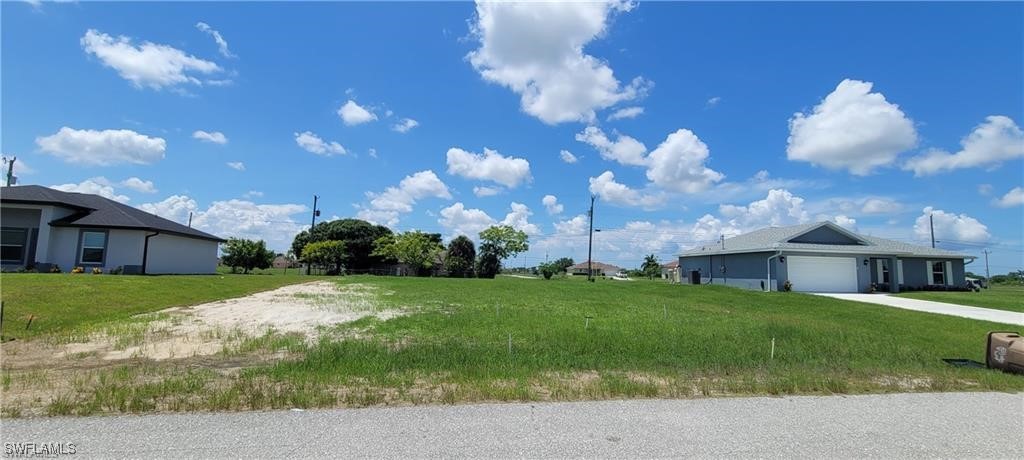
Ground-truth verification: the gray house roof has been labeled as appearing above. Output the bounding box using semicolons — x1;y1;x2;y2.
1;185;224;242
680;221;972;259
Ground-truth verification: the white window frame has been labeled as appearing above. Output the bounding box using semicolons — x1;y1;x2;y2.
78;230;108;265
896;260;904;285
1;227;28;264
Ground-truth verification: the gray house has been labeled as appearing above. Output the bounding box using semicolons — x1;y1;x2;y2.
1;185;224;274
678;221;973;293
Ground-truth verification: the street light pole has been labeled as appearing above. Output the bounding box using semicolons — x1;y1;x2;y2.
306;195;320;275
587;194;595;282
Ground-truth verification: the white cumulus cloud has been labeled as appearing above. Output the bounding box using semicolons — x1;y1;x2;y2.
36;127;166;166
914;206;990;243
358;170;452;227
51;178;130;203
719;189;810;229
607;106;644;121
588;171;665;210
81;29;224;90
226;162;245;171
139;196;308;251
993;187;1024;208
192;130;228;144
294;131;346;156
473;186;502;197
120;177;157;193
391;118;419;133
575;126;647;166
787;79;917;175
645;128;724;193
439;202;496;238
337;100;377;126
903;116;1024;176
467;0;650;124
559;149;579;164
542;194;563;215
446;147;531;188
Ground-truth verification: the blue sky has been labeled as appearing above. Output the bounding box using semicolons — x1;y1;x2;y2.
2;1;1022;273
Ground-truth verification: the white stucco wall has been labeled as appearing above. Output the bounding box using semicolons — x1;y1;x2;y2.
145;233;219;274
106;229;145;270
47;226;80;270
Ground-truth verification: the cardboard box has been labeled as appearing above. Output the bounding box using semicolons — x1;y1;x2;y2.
986;331;1024;374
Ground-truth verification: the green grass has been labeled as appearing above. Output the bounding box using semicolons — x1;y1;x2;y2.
895;284;1024;313
247;276;1023;402
0;272;318;340
7;275;1024;416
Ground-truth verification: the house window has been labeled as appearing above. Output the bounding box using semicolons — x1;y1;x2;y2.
79;231;107;264
931;261;946;285
876;260;890;284
1;228;27;264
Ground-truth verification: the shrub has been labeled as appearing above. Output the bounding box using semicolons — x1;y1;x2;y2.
221;238;275;274
782;280;793;292
49;264;62;273
91;267;103;275
301;240;347;275
538;262;557;280
109;266;123;275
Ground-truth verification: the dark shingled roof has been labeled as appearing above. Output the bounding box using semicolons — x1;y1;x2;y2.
1;185;224;242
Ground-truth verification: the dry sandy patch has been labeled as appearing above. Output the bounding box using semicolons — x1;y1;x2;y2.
48;281;401;362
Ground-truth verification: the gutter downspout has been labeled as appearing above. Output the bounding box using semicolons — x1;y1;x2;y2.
766;251;782;292
142;231;160;275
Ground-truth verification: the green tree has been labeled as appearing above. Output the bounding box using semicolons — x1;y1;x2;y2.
478;225;529;260
476;251;500;279
445;235;476;278
373;231;444;276
301;240;347;275
641;254;661;279
551;257;574;273
220;238;275;274
291;219;392;271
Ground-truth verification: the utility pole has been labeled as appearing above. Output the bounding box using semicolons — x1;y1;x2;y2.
929;213;935;248
4;156;16;187
587;194;596;282
983;249;991;281
306;195;320;275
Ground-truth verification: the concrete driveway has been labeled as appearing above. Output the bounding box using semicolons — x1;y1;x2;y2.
817;293;1024;325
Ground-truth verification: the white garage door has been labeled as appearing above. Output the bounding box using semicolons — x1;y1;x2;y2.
786;255;858;293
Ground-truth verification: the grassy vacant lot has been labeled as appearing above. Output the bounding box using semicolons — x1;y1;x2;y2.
0;273;317;340
2;275;1022;417
895;284;1024;313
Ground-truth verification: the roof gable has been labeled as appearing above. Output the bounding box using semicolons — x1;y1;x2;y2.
787;222;866;245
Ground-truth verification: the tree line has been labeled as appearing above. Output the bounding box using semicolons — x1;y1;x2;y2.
221;218;535;278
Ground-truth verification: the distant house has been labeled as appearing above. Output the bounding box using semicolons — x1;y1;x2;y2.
678;221;973;293
661;260;680;282
568;260;622;277
1;185;224;274
272;255;298;269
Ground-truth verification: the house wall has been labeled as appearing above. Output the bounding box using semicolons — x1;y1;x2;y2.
679;251;780;291
146;233;219;274
899;257;965;287
47;226;80;271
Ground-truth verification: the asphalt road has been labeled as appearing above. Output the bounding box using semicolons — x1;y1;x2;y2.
3;392;1022;458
